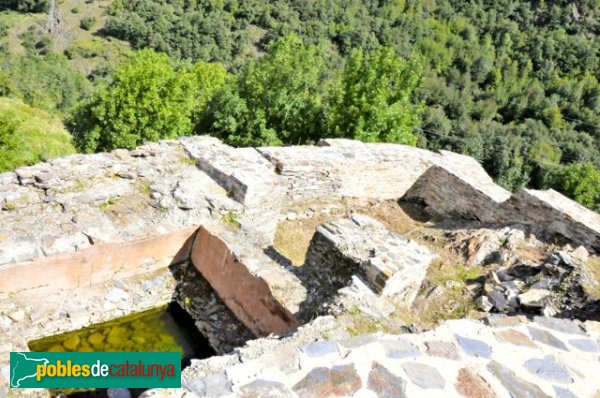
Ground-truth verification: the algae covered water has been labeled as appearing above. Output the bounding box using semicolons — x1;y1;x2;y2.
28;303;214;397
28;303;214;366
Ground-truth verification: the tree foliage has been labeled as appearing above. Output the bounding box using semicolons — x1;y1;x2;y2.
70;50;226;152
327;47;423;144
0;0;48;13
202;35;326;146
544;162;600;212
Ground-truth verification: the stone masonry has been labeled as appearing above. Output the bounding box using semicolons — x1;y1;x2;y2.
139;315;600;398
304;214;433;306
2;137;600;397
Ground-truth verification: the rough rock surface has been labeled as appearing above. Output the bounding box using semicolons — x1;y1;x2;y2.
304;214;433;306
2;137;600;397
134;315;600;398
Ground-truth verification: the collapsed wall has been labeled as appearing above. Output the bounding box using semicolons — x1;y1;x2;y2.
304;214;433;308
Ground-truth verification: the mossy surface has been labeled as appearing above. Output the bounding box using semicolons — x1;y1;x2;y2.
29;306;187;356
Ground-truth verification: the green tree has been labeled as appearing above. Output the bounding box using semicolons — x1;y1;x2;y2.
327;47;423;144
70;50;227;152
0;0;48;12
544;162;600;211
202;34;326;146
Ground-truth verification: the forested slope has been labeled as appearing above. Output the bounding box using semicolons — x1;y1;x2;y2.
1;0;600;211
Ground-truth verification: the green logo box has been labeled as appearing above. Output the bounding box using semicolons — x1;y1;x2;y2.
10;352;181;389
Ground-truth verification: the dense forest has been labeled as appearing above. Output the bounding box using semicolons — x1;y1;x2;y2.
0;0;600;212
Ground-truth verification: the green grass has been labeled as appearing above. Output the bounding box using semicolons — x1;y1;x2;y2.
0;98;76;172
222;211;241;229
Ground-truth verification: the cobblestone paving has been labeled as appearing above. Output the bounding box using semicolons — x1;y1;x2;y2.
137;315;600;398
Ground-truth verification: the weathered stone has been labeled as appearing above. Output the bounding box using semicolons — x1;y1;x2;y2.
292;364;361;397
568;338;600;353
532;317;585;336
486;290;507;311
238;379;296;398
518;289;552;308
381;340;422;359
524;355;573;383
367;362;407;398
455;335;492;358
107;389;132;398
487;360;551;398
484;314;525;327
301;341;339;358
401;362;445;389
454;368;495;398
105;288;130;303
494;329;537;348
200;372;232;398
190;226;300;337
477;296;493;312
554;387;578;398
339;334;378;349
304;214;432;307
425;341;460;360
527;327;568;350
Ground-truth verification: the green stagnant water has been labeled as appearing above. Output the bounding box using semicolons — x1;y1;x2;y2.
28;303;214;397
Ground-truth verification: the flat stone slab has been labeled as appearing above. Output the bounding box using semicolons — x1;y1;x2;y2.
168;315;600;398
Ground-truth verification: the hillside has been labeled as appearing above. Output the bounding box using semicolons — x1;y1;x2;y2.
0;0;599;212
0;97;75;172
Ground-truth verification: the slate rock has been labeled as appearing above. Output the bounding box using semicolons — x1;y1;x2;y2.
488;360;551;398
455;335;492;358
293;364;361;397
476;296;493;312
532;317;585;335
301;341;339;358
454;368;495;398
494;329;537;348
367;362;407;398
527;327;568;350
107;389;132;398
554;387;578;398
381;339;421;359
425;341;460;360
569;338;600;353
524;355;573;383
238;379;297;398
518;289;552;308
401;362;445;389
486;290;507;311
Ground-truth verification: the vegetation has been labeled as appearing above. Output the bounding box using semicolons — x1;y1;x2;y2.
70;50;227;152
0;98;76;172
1;0;600;212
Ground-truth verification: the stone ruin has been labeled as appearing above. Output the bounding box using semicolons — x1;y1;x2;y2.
0;136;600;397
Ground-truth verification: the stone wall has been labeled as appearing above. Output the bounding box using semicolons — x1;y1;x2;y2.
190;227;301;337
304;214;433;308
504;189;600;252
153;315;600;398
